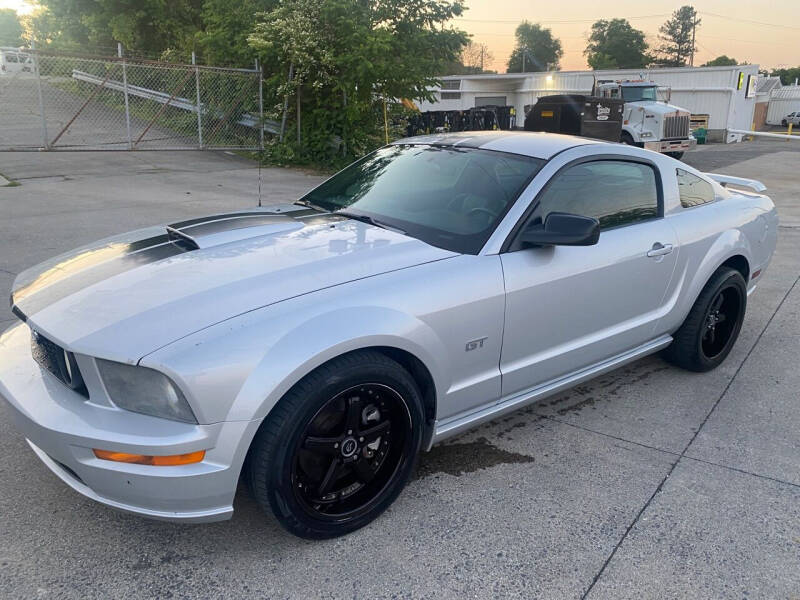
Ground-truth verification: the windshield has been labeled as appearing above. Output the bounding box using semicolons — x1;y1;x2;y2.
300;145;544;254
622;86;658;102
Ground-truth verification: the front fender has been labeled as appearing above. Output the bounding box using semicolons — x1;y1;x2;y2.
232;306;449;422
141;298;449;426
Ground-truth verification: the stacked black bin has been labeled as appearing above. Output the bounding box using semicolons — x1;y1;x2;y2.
406;106;517;137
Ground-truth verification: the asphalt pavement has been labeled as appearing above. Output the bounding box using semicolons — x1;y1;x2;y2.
0;141;798;599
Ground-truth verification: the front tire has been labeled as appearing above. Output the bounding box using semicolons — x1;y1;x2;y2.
247;350;424;539
620;131;636;145
666;151;684;160
662;267;747;372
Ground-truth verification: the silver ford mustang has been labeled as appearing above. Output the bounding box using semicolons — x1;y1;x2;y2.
0;132;778;539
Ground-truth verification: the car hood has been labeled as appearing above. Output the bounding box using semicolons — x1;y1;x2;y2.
11;205;456;362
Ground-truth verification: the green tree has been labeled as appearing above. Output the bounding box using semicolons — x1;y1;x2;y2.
506;21;562;72
248;0;468;164
195;0;276;66
584;19;649;70
770;66;800;85
657;5;700;67
34;0;204;55
0;9;24;46
702;55;738;67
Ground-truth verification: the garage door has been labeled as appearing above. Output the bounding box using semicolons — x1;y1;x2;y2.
475;96;507;107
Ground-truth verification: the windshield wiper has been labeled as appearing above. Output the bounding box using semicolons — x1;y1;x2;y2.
294;199;329;212
336;211;406;234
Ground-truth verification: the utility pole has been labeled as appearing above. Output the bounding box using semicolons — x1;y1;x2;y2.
522;46;526;72
689;15;697;67
480;45;485;72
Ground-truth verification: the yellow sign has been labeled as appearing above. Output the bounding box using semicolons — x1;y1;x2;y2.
541;110;554;118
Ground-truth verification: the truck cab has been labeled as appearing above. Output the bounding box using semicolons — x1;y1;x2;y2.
595;80;696;158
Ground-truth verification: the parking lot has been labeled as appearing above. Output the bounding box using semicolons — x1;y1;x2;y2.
1;140;799;599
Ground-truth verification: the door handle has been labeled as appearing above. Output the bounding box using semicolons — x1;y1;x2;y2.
647;243;673;257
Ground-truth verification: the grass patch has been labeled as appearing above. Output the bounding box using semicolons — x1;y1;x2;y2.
0;172;20;187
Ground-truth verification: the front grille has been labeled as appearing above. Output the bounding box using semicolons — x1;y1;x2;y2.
30;331;88;397
664;114;690;140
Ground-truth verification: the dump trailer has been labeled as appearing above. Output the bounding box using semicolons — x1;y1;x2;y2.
524;95;624;142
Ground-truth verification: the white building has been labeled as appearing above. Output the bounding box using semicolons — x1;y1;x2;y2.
419;65;761;143
766;86;800;126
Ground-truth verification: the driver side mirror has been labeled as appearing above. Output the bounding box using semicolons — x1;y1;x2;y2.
519;212;600;247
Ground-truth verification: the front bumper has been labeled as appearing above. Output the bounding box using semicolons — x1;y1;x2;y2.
645;137;697;153
0;322;261;523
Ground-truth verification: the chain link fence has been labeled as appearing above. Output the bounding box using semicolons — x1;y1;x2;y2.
0;48;266;151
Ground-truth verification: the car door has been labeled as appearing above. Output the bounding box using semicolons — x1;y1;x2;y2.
498;157;678;398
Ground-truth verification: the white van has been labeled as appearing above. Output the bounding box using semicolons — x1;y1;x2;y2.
0;48;34;76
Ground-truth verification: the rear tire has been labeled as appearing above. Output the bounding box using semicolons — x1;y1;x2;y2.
247;350;424;539
662;267;747;372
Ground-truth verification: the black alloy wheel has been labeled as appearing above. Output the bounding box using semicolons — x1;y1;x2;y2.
291;383;410;519
663;267;747;372
247;350;424;539
700;286;741;360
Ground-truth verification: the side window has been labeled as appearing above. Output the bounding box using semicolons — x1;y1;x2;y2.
6;54;18;63
529;160;659;231
676;168;715;208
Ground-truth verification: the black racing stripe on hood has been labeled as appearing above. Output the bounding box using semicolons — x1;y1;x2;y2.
125;233;171;252
11;303;27;322
181;214;292;237
12;242;186;318
169;207;317;230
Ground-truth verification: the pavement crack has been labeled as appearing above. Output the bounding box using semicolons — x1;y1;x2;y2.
0;267;17;276
580;273;800;600
539;413;800;491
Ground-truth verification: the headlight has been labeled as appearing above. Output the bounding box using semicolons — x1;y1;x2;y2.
96;359;197;423
640;131;653;138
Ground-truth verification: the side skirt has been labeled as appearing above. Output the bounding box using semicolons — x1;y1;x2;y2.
429;334;673;447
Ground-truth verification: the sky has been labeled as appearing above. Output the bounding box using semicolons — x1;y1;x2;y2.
453;0;800;71
2;0;799;71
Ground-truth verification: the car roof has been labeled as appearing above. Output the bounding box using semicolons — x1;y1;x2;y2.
391;131;605;160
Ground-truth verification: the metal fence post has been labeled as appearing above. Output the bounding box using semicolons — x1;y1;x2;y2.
256;59;264;151
119;43;133;149
31;40;49;150
193;52;203;149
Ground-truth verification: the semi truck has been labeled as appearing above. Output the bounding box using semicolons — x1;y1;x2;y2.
593;79;696;158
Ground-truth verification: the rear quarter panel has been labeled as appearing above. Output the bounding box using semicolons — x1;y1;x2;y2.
658;189;777;335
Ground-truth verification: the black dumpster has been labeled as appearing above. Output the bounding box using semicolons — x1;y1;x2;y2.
524;94;623;142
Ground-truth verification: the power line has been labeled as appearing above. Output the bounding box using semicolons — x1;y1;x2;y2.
452;14;671;25
699;11;800;32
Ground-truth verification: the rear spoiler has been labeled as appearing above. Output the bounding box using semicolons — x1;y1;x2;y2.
705;173;766;193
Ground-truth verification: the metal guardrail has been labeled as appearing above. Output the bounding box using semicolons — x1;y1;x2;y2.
72;70;278;134
728;128;800;141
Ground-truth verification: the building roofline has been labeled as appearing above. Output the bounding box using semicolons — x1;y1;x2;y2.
438;64;760;80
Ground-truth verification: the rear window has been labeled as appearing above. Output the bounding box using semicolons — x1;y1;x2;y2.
677;169;715;208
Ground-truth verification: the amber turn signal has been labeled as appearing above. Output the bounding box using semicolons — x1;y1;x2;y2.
93;449;205;466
